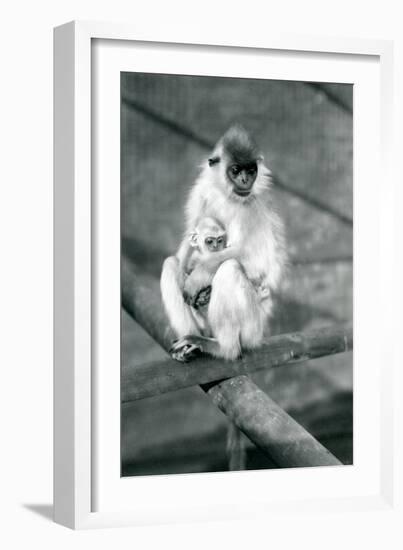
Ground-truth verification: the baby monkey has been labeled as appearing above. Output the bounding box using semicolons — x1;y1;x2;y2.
182;217;228;310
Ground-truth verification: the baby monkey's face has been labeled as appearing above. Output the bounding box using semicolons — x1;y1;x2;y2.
203;233;227;253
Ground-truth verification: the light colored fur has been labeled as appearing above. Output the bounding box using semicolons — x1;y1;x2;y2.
184;148;287;293
160;256;200;336
161;144;287;359
186;216;226;272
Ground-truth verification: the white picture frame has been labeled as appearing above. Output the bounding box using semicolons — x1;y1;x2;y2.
54;20;395;529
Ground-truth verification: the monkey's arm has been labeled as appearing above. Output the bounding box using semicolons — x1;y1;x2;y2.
257;283;271;300
193;246;240;273
177;186;207;271
174;239;197;291
176;238;192;269
182;246;240;300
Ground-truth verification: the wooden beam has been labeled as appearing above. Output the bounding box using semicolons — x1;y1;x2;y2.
122;258;173;351
122;258;344;467
122;324;352;402
206;375;342;468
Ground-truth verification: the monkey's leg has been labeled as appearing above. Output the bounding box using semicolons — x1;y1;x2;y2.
173;259;249;361
171;260;267;361
207;260;257;471
208;259;266;358
160;256;201;337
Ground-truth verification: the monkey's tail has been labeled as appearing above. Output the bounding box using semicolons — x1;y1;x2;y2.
226;423;246;471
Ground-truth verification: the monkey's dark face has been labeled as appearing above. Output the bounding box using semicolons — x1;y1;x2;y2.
226;162;258;197
204;234;226;252
208;125;262;198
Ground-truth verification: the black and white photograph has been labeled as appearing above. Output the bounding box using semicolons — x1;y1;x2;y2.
120;72;353;476
3;0;398;542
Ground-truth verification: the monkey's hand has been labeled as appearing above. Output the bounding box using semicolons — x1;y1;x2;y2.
169;336;203;362
183;284;212;309
183;266;213;307
193;286;212;309
258;284;271;300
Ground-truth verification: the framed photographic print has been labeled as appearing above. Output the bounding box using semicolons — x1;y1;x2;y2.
54;21;395;529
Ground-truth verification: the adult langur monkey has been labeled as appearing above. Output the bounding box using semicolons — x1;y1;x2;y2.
160;125;286;471
161;125;287;363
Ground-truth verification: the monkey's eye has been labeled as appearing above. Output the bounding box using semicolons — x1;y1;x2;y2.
205;237;213;246
230;165;240;176
217;237;223;244
247;168;257;176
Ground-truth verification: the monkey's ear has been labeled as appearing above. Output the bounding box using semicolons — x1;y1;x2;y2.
208;156;220;166
189;232;199;247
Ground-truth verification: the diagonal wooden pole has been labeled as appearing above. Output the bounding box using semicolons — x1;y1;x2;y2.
122;258;343;467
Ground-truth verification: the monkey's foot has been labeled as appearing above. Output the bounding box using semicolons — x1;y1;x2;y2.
169;336;203;362
193;286;212;309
